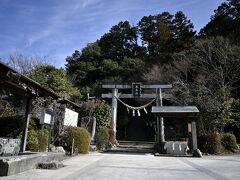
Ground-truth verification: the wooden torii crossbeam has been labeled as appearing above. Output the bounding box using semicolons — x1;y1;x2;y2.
102;84;172;98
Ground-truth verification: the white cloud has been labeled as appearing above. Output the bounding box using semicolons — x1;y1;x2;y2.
82;0;101;8
24;0;103;48
0;0;224;67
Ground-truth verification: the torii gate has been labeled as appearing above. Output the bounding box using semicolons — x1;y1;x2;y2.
101;83;172;143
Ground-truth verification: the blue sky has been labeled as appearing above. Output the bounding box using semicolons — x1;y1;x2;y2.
0;0;225;67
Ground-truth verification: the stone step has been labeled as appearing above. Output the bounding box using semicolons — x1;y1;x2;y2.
108;147;154;154
118;141;155;145
117;141;155;148
108;141;155;153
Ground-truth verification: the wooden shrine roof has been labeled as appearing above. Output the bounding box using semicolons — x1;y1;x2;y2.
0;61;79;108
151;106;199;117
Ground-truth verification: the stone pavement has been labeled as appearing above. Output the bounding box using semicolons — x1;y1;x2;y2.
1;152;240;180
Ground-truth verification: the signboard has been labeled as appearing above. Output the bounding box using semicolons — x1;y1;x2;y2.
132;82;141;97
64;108;78;127
40;108;54;125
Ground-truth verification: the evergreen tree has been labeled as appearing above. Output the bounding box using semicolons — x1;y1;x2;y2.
200;0;240;44
172;11;196;51
29;65;81;100
99;21;139;62
138;11;195;63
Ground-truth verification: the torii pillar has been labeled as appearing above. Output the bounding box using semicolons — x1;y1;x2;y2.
111;88;118;143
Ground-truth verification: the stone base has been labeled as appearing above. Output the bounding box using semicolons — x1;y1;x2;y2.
38;161;64;169
193;149;203;158
0;152;64;176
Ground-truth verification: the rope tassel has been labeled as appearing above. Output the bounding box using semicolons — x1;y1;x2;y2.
132;110;135;116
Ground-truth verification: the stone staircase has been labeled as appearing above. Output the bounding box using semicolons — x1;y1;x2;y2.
109;141;155;153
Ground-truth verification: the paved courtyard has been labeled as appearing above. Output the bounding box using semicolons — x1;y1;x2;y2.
1;152;240;180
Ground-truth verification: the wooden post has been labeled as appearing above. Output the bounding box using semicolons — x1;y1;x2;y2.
111;88;118;142
71;138;75;156
191;121;198;150
20;97;32;152
40;124;44;151
156;89;160;143
47;108;54;152
156;88;165;143
48;125;51;152
159;88;165;142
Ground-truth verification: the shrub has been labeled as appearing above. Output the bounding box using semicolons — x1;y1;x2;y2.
96;128;109;150
27;129;49;152
61;127;91;154
94;102;111;130
221;133;238;152
27;130;39;151
38;129;49;151
198;133;221;154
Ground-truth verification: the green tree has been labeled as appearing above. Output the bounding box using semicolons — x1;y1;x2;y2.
81;42;102;63
138;12;173;62
200;0;240;44
99;21;139;62
121;57;145;82
138;11;195;63
172;11;196;51
29;65;81;100
66;43;102;87
98;59;122;82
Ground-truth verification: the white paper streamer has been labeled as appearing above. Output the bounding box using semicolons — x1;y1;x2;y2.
137;110;141;116
144;108;147;114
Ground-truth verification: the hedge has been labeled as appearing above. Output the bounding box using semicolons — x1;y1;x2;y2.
27;129;49;152
221;133;238;152
61;127;91;154
95;127;109;150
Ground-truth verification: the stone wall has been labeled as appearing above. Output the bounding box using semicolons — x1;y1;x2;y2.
0;138;21;156
0;152;65;176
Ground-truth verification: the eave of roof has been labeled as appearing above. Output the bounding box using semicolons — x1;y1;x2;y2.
151;106;199;117
0;61;80;108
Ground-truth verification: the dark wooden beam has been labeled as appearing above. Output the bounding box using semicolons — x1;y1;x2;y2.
102;84;172;89
102;93;172;99
0;81;31;97
20;97;32;152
